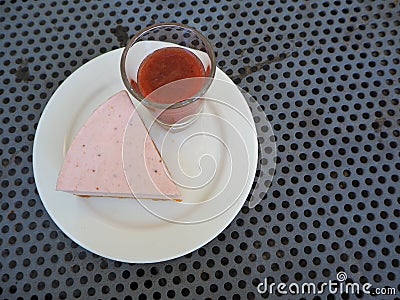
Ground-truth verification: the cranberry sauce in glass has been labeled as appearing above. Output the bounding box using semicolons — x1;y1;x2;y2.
121;23;216;127
135;47;205;103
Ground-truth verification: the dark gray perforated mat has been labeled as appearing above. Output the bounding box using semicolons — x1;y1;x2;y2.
1;1;399;299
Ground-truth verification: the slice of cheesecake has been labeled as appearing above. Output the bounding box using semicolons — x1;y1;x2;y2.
56;90;181;200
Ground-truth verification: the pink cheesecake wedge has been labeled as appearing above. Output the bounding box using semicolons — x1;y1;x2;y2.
56;90;181;200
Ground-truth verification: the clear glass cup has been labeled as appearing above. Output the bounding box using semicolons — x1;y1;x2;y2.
120;23;216;127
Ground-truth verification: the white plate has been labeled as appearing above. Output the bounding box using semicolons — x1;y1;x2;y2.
33;48;257;263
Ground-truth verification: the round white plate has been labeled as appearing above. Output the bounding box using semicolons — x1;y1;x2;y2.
33;48;257;263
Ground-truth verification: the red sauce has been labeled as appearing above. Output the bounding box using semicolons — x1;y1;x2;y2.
135;47;206;104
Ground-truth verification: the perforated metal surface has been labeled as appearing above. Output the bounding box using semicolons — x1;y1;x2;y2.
1;0;400;299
